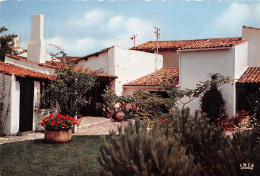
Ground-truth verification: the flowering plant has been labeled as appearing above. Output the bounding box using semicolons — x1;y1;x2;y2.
40;113;77;130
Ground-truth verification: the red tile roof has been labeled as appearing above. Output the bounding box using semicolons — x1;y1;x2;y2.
56;56;80;63
238;67;260;83
6;54;117;79
124;67;179;87
0;62;54;80
131;37;246;51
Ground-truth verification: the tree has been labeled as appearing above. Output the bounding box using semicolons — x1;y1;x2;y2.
40;47;97;118
0;26;18;62
200;73;227;123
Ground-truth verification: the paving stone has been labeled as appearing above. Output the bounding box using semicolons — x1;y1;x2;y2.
0;116;129;145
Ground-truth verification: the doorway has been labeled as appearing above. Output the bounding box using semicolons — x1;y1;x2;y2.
19;78;34;132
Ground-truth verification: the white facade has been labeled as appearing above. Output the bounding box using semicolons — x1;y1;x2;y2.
0;14;55;135
242;26;260;67
77;47;163;95
178;42;249;118
0;74;20;135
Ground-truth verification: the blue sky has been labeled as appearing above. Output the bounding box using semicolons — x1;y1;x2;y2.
1;0;260;56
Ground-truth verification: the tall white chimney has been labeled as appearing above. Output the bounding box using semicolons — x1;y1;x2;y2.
27;14;46;63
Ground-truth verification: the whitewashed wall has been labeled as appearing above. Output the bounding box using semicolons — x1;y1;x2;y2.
235;42;248;80
159;50;179;67
178;48;236;118
77;51;109;73
242;27;260;67
0;74;20;135
110;47;163;95
77;47;163;96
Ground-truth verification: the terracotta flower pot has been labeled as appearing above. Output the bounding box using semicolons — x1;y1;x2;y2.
106;112;113;119
45;129;72;143
114;112;124;121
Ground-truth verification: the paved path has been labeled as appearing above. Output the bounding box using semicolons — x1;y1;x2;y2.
0;116;128;145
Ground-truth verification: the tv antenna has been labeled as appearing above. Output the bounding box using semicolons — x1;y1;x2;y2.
130;34;137;47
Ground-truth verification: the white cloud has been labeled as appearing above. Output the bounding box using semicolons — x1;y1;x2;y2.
71;9;111;27
214;3;250;33
84;9;107;25
46;37;98;56
253;4;260;26
55;9;159;55
108;16;123;30
102;17;156;49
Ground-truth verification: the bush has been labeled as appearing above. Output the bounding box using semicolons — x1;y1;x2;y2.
200;73;227;123
213;129;260;176
98;119;199;176
132;90;173;119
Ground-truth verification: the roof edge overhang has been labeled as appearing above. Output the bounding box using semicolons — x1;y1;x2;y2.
177;46;232;53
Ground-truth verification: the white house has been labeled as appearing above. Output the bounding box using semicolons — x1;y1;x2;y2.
130;26;260;118
0;14;116;135
1;13;259;135
76;46;163;96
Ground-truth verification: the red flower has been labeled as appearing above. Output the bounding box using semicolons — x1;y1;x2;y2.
160;120;166;123
84;96;86;99
131;104;135;108
62;123;67;127
42;82;45;86
80;114;82;117
89;100;91;103
120;104;124;108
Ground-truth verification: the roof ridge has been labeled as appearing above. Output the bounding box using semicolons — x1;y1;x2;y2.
144;37;242;43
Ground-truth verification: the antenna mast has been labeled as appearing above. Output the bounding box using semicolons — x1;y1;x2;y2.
130;34;137;47
154;27;160;70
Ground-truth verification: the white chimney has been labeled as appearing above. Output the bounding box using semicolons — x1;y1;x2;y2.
12;35;20;48
27;14;46;63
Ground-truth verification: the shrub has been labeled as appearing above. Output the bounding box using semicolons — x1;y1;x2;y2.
248;88;260;121
213;129;260;176
132;90;173;119
165;108;227;176
98;119;199;176
200;73;227;123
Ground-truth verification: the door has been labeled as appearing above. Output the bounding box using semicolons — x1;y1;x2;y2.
19;78;34;132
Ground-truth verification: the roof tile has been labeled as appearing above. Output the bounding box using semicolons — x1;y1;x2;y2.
0;62;54;80
238;67;260;83
124;67;179;87
6;54;117;79
132;37;246;51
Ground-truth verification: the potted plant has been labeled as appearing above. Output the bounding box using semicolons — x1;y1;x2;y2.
113;103;126;121
39;113;77;143
101;89;118;118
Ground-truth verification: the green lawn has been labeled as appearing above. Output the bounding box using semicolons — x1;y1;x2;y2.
0;136;105;176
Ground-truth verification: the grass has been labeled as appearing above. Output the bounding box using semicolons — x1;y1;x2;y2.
0;135;106;176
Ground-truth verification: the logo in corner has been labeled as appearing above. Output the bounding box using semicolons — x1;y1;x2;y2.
240;163;254;170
